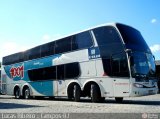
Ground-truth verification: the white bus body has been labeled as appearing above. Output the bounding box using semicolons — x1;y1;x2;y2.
1;23;158;102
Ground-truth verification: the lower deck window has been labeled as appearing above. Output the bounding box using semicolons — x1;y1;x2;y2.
28;62;80;81
102;53;130;77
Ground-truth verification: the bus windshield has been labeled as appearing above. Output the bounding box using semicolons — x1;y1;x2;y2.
130;52;156;78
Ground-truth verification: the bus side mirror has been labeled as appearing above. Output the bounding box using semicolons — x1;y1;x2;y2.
125;49;132;53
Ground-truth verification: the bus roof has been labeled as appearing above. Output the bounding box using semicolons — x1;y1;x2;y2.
56;22;118;40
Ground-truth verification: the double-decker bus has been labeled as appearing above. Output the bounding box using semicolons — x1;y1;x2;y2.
1;23;158;102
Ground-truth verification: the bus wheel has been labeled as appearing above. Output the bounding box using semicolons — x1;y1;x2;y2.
100;97;105;102
91;84;100;102
115;97;123;103
15;88;21;99
24;87;30;99
73;85;81;102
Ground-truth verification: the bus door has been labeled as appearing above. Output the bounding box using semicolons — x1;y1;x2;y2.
112;53;130;97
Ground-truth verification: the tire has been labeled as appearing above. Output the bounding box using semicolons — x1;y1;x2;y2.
15;88;21;99
73;85;81;102
100;97;105;102
67;86;73;101
91;84;100;102
49;96;55;100
24;87;30;99
115;97;123;103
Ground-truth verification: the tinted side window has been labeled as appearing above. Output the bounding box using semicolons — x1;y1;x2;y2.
93;26;124;58
111;53;129;77
28;68;41;81
28;66;56;81
41;41;55;57
44;66;57;79
57;63;80;79
3;55;13;65
93;26;121;45
28;62;80;81
57;65;65;79
9;53;20;64
72;31;93;50
65;62;80;79
102;58;112;76
19;52;24;62
55;37;72;54
2;57;7;65
24;50;30;61
29;46;41;60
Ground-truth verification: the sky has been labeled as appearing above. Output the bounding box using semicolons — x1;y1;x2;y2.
0;0;160;62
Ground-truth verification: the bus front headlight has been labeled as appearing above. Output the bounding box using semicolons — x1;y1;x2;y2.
133;83;144;88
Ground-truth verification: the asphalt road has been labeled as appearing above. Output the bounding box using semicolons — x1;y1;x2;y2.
0;94;160;119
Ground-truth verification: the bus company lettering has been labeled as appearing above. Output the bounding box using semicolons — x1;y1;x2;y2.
10;65;24;79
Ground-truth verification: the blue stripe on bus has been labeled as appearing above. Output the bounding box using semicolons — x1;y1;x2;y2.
4;54;61;81
29;81;54;96
3;54;61;96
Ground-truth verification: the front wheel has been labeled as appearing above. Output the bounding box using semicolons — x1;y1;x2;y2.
91;84;100;102
73;85;81;102
115;97;123;103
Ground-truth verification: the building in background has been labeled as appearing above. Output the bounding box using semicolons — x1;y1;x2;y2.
156;60;160;93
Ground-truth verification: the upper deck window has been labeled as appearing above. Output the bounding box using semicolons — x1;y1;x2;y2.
93;26;124;58
72;31;93;50
2;30;93;65
93;26;121;46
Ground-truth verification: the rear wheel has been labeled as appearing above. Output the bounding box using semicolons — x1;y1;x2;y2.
91;84;100;102
73;85;81;102
15;88;21;99
49;97;55;100
115;97;123;103
24;87;30;99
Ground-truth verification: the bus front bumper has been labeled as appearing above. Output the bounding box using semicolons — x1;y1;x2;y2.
130;87;158;97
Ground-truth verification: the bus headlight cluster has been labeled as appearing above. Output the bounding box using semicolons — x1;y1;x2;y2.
133;83;144;88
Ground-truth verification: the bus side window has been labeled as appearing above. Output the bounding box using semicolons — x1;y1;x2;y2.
65;62;80;79
28;46;41;60
72;31;93;50
55;37;72;54
57;65;65;79
28;62;80;81
93;26;124;58
111;53;129;77
41;41;55;57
